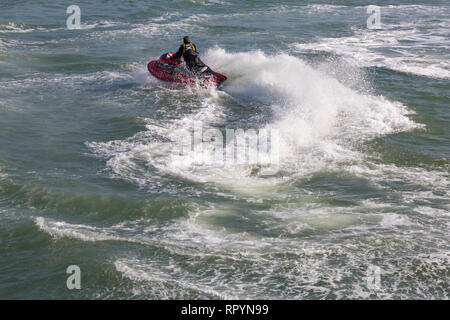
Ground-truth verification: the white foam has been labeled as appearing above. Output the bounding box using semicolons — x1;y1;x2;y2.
0;22;34;33
151;12;182;22
114;259;234;299
294;25;450;79
33;216;124;242
0;71;135;90
307;4;348;11
204;49;421;177
89;16;195;40
188;0;229;7
379;213;414;228
78;20;123;30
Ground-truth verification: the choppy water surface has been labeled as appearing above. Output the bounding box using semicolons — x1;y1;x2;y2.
0;1;449;299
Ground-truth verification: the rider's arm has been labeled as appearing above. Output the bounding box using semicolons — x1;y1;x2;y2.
171;45;184;60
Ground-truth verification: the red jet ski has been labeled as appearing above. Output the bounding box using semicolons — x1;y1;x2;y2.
148;52;227;89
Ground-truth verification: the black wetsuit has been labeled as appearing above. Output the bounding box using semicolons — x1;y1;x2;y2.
172;42;206;71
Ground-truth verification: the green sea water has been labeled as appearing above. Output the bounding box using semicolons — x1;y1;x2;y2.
0;0;449;299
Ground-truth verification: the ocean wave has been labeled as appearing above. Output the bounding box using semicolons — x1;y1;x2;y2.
0;22;35;33
294;20;450;79
34;216;124;242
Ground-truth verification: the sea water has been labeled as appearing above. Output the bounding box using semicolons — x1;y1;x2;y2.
0;0;448;299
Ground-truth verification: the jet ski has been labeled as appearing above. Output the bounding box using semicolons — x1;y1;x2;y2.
147;52;227;89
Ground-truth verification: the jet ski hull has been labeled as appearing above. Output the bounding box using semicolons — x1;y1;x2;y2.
147;53;227;89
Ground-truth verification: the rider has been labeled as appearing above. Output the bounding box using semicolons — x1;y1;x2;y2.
170;36;208;73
